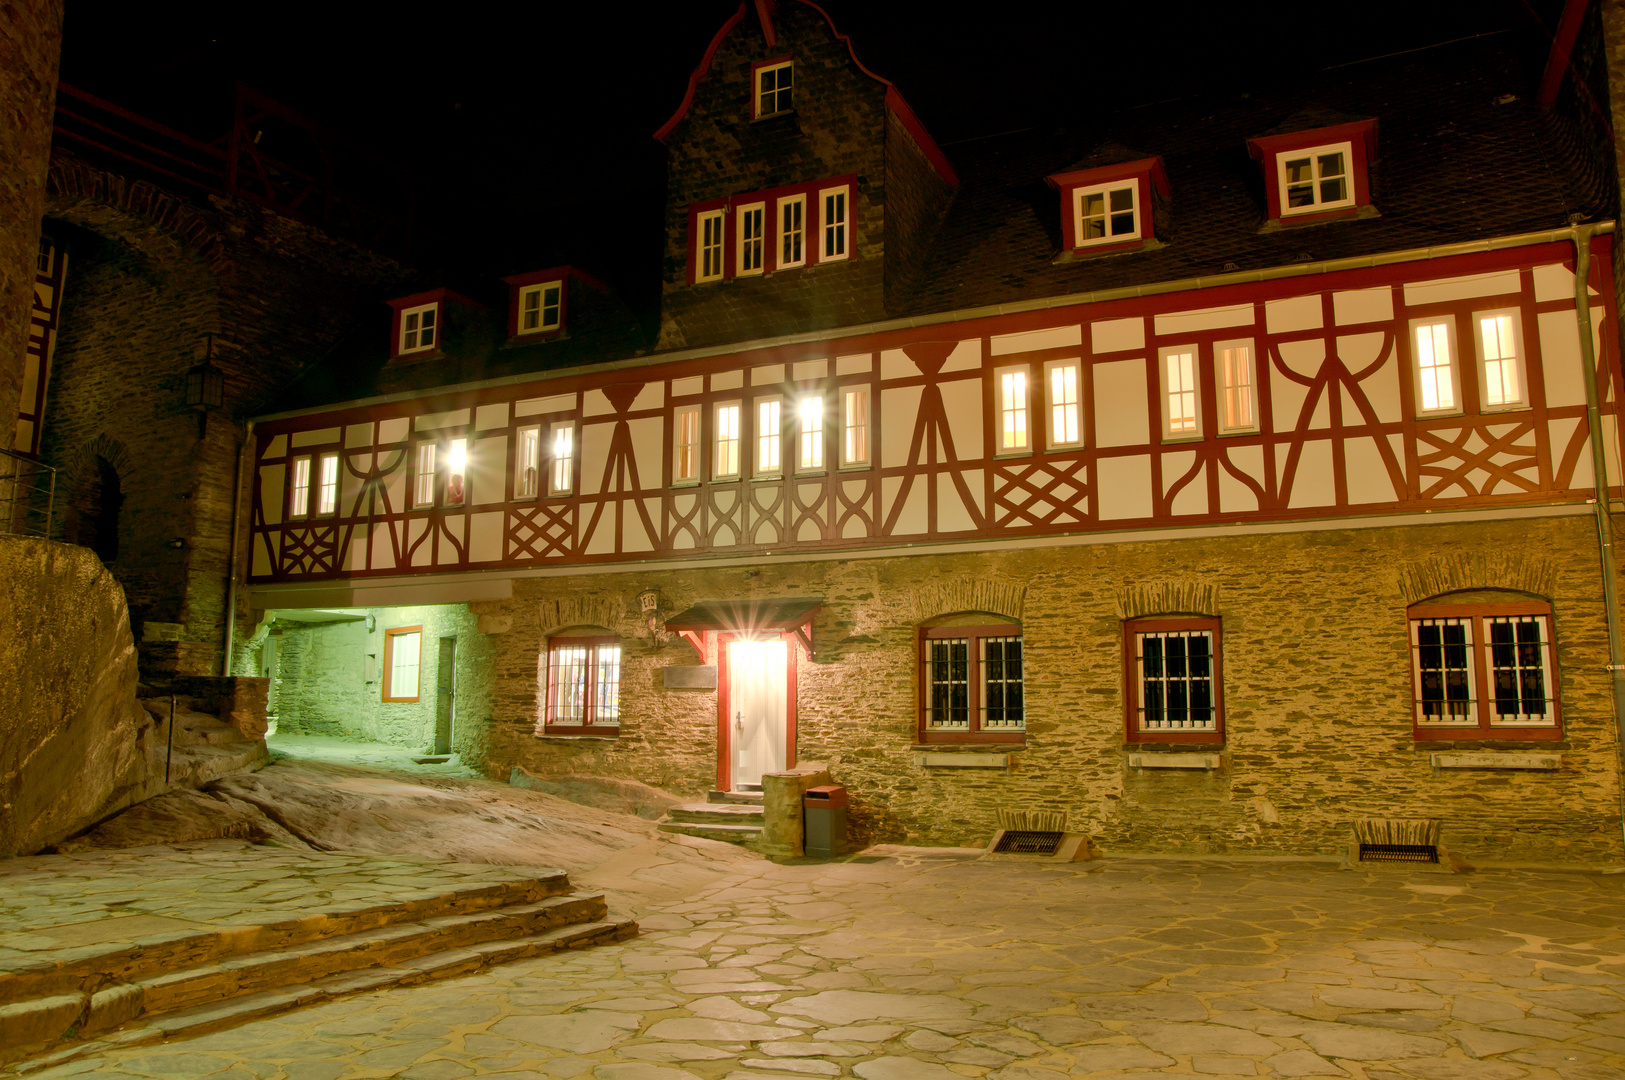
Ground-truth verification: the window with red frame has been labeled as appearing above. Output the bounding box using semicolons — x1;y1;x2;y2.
918;622;1024;743
541;635;622;735
1408;599;1560;740
1125;617;1223;743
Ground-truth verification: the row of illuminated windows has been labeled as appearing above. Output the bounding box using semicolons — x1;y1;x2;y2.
694;182;850;283
671;389;869;483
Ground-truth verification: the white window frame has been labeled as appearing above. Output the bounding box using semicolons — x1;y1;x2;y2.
819;185;849;263
673;405;702;485
1072;181;1140;248
797;394;825;472
755;397;783;477
444;437;469;506
737;202;766;276
1411;316;1461;417
548;422;575;496
1278;141;1356;216
714;402;742;479
315;452;340;516
413;442;436;508
995;365;1030;454
288;455;312;520
755;59;793;119
382;627;422;703
399;302;438;354
1043;359;1083;449
1159;345;1201;440
1214;338;1259;435
841;386;870;467
515;424;542;499
778;193;807;270
697;209;725;282
1474;308;1529;412
518;282;562;335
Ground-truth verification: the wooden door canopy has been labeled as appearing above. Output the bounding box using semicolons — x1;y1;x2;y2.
664;597;822;659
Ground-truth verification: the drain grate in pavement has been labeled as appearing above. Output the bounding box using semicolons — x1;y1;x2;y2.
1359;843;1439;863
994;830;1065;854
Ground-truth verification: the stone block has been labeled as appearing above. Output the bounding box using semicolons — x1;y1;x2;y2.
662;666;717;690
478;614;512;634
1430;752;1562;770
914;753;1007;768
83;983;144;1034
0;993;87;1050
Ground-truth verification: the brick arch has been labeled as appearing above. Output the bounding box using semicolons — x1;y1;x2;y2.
1115;580;1220;620
904;578;1025;624
1397;553;1557;606
67;432;132;482
46;153;233;278
538;594;626;637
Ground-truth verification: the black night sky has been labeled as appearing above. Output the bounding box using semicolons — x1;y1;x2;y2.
57;1;1557;307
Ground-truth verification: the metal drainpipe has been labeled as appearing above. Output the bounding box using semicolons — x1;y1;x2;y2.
220;420;253;676
1569;223;1625;845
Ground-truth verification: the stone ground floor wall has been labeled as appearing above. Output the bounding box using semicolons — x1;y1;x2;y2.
248;603;492;759
461;510;1622;865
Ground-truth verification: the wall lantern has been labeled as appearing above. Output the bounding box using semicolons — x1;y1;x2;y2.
186;333;227;438
638;588;669;647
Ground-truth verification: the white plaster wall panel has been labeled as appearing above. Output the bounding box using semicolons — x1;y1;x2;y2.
583;506;616;555
1403;270;1521;306
377;418;410;444
1344;437;1399;503
1154;304;1253;336
579;424;613;497
1532;263;1574;303
751;364;786;386
795;484;824;542
671;376;704;397
475;403;509;431
292;426;342;447
792;360;828;381
880;349;918;381
345;530;367;572
370;525;395;571
413;410;470;432
340;452;367;511
1161;450;1195;497
1096;455;1153;519
408;518;432;567
749;486;782;546
938;378;983;460
1272;362;1310;433
1093;358;1149;448
628;417;664;488
1218;447;1262;513
252;536;272;577
880;385;923;467
582;389;615;417
1276;338;1326;381
670;491;699;550
1339;332;1401;423
1335;330;1387;372
941;339;982;373
264;434;288;458
962;469;985;517
436;517;467;566
470;436;507;506
1167;459;1208;516
622;502;654;553
936;473;976;532
1265;295;1322;335
1551;418;1590;489
1332;287;1393;325
345;424;373;449
836;353;873;375
1537;310;1586;409
840;477;868;539
889;476;929;535
1090;317;1144;354
514;394;574;417
711;370;744;391
991;325;1082;355
631;382;664;411
259;465;284;525
1285;441;1336;508
382;458;405;513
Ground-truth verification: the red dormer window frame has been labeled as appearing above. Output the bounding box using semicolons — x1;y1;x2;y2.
1046;158;1169;254
385;289;485;359
685;173;857;285
500;267;609;340
1246;119;1377;224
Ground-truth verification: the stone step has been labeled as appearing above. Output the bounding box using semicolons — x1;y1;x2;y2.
0;869;575;1010
656;821;764;845
667;802;765;825
707;789;765;805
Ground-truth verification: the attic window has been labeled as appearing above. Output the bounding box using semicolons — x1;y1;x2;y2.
1046;157;1166;256
519;282;562;334
1280;143;1353;215
1074;182;1139;246
1247;120;1375;225
754;59;793;119
400;303;437;354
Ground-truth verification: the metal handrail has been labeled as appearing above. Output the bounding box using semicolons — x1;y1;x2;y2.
0;449;56;539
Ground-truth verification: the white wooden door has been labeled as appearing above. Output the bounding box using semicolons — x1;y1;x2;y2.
727;639;787;788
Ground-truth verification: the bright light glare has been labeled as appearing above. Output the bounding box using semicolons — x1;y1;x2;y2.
800;398;819;424
447;439;468;473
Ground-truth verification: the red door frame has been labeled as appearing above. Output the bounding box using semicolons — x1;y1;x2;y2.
715;631;800;792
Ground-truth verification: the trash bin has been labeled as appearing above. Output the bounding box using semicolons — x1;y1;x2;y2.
803;785;849;857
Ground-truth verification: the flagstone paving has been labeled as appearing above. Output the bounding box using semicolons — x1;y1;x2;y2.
16;849;1625;1080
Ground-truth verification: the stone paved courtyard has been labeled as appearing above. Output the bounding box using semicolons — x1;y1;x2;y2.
23;847;1625;1080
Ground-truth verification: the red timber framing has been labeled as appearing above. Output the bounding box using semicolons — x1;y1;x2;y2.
248;239;1624;585
14;236;67;456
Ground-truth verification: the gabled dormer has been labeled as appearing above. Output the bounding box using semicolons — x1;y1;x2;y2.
385;289;486;364
500;266;610;342
653;0;957;350
1046;147;1170;262
1247;112;1378;230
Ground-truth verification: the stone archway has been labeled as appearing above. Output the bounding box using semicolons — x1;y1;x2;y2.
62;433;130;564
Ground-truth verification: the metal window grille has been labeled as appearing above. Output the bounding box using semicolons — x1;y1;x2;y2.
994;830;1063;854
981;635;1024;730
1414;617;1476;724
924;637;970;730
1137;630;1216;731
1358;843;1438;863
550;645;589;725
595;646;622;724
1487;616;1552;724
548;642;620;728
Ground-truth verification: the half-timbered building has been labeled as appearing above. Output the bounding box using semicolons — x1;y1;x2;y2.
240;3;1625;863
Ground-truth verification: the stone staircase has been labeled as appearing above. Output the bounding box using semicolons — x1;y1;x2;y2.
0;868;635;1070
656;787;764;845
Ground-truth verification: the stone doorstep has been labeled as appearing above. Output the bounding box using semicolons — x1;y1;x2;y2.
0;870;574;1007
708;789;766;805
0;911;636;1069
655;821;765;845
667;803;768;825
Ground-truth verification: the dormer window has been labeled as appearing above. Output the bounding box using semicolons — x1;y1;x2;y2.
399;303;437;354
1280;143;1353;215
1247;119;1376;226
754;59;792;119
1046;157;1167;257
519;282;562;334
1074;181;1139;246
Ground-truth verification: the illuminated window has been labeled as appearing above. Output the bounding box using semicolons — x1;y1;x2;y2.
542;635;622;734
1279;142;1354;215
400;303;437;353
1073;181;1139;246
715;403;741;478
1161;346;1199;438
798;396;824;470
445;438;467;506
316;453;340;515
413;443;436;507
382;626;422;702
289;456;311;519
738;203;765;275
1477;310;1526;409
1409;600;1559;737
755;60;793;118
756;398;782;475
821;186;848;261
697;209;725;282
997;367;1028;452
1045;360;1082;447
549;423;574;495
516;425;541;499
1126;618;1223;742
842;387;869;466
674;406;701;483
519;282;562;334
779;194;806;269
1216;340;1257;434
1413;318;1458;415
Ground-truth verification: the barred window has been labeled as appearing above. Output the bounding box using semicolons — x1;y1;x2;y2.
1125;617;1223;742
1408;601;1558;736
920;623;1024;742
543;636;622;735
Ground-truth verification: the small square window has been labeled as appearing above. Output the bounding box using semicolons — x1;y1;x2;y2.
1159;345;1201;439
1215;339;1258;435
755;60;793;119
995;366;1030;453
1279;142;1355;216
841;387;870;467
1073;181;1140;247
673;406;701;484
1475;309;1527;410
697;209;725;282
1411;317;1460;416
737;203;765;276
519;282;562;334
715;402;741;479
1044;359;1083;448
778;194;806;269
400;303;438;354
516;425;542;499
